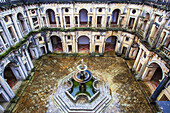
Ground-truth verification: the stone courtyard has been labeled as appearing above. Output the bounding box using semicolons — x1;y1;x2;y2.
8;53;155;113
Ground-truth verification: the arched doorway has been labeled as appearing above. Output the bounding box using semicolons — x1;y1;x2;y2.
111;9;120;26
78;36;90;53
79;9;88;27
17;13;27;34
46;9;56;27
4;63;18;89
51;36;63;52
145;63;163;89
105;36;117;52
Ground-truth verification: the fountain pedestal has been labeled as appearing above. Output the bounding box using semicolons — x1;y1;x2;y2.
47;59;112;113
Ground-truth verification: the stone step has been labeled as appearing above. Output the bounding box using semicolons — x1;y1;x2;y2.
54;93;111;113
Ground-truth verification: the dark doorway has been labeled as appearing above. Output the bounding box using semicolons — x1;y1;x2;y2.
105;36;117;52
51;36;63;52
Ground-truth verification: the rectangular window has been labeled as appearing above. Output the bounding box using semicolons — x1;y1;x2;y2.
58;16;61;24
75;8;77;12
109;8;111;12
97;36;100;40
65;16;70;24
68;36;71;40
0;32;6;44
90;8;92;12
68;45;72;52
56;8;59;13
89;16;92;26
8;27;15;39
75;16;78;24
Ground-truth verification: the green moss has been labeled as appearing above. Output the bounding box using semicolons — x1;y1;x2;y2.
0;27;147;60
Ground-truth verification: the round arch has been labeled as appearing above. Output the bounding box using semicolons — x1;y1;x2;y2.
3;62;18;88
17;13;26;32
79;9;88;25
105;36;117;52
143;62;164;89
77;35;90;53
111;9;121;25
46;9;56;25
50;35;63;52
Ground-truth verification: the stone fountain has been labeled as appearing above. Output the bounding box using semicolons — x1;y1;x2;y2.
47;59;111;113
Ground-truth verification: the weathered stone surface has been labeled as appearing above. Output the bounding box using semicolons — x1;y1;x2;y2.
11;55;152;113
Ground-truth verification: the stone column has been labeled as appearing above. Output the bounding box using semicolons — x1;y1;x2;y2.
133;10;142;30
17;55;28;77
71;7;74;28
125;37;134;57
92;7;96;27
37;8;43;28
25;49;34;69
26;9;34;30
132;48;142;71
35;38;41;56
23;19;29;33
136;53;151;80
59;8;64;28
101;35;105;53
0;76;15;99
103;6;108;27
118;35;125;54
91;35;95;53
48;40;53;52
62;35;67;53
11;14;22;40
10;65;25;80
125;8;130;28
150;73;170;102
0;35;6;50
151;22;165;48
72;34;76;53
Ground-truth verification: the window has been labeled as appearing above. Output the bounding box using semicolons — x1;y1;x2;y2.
4;16;8;22
132;9;136;14
39;37;42;41
56;8;59;13
58;16;61;24
125;37;129;41
65;8;69;12
97;36;100;40
75;8;77;12
144;52;146;58
109;8;111;12
158;17;163;22
90;8;92;12
68;36;71;40
31;9;36;14
99;8;102;12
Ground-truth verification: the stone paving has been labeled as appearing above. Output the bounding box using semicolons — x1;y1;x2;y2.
11;54;153;113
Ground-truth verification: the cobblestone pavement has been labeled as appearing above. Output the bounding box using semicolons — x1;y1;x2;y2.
12;54;152;113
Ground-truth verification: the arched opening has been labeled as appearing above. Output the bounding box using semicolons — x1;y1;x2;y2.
145;63;163;89
105;36;117;52
111;9;120;26
78;36;90;53
79;9;88;27
46;9;56;27
17;13;27;34
142;13;150;31
4;63;18;89
50;36;63;52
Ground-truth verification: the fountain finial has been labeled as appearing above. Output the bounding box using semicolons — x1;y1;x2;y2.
81;59;84;70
